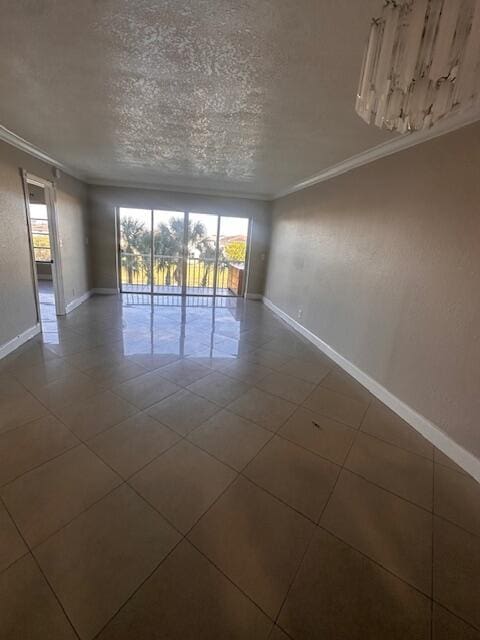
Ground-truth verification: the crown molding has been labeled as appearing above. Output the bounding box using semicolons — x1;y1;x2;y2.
0;123;270;199
274;107;480;199
4;105;480;203
85;177;272;202
0;124;85;181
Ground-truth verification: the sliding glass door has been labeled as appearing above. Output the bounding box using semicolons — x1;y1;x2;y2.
187;213;219;295
217;216;250;295
119;208;152;293
153;210;184;294
118;207;250;297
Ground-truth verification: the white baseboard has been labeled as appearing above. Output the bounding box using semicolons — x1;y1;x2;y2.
65;290;92;314
91;288;119;295
263;296;480;482
245;293;263;300
0;323;41;360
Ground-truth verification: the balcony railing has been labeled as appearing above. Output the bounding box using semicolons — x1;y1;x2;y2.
120;252;243;295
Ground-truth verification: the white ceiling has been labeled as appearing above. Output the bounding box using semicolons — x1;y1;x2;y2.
0;0;394;198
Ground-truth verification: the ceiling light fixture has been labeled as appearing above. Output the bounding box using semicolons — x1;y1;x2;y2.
356;0;480;132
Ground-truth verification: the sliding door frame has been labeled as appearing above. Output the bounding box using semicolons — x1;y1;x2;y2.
116;206;251;298
150;208;154;296
182;211;189;296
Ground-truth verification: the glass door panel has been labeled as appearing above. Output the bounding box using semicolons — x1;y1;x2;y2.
119;208;249;298
119;208;152;293
153;210;185;294
186;213;219;295
216;216;249;296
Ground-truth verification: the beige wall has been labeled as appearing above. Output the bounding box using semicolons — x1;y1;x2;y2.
57;183;90;305
88;185;271;295
0;139;90;348
265;121;480;460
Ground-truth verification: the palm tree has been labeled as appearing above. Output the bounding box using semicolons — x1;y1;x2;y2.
186;220;208;287
154;223;177;286
136;228;154;286
120;216;146;284
196;238;226;287
122;215;216;290
153;217;208;287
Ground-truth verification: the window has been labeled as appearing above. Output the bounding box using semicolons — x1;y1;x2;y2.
29;203;51;262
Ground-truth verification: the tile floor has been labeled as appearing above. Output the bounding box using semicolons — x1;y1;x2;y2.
0;292;479;639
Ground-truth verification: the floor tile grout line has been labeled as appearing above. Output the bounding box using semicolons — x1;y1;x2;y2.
96;398;309;630
63;396;239;540
91;534;186;640
0;441;81;491
1;360;285;439
26;481;125;554
0;547;30;576
274;427;356;466
1;390;149;552
339;467;434;515
81;409;173;452
24;377;111;415
181;381;256;409
5;371;477;544
271;624;296;640
273;396;372;626
0;495;82;640
46;390;139;426
272;460;342;626
330;465;480;541
108;382;186;412
6;336;442;470
351;426;435;463
316;522;435;601
0;364;255;510
0;407;52;441
9;353;85;385
430;601;480;634
184;385;302;478
2;392;477;516
183;433;334;527
248;382;369;430
186;401;276;435
318;522;480;634
14;420;189;550
80;361;151;385
433;456;470;477
5;299;478;635
89;464;251;638
187;537;278;625
108;356;213;390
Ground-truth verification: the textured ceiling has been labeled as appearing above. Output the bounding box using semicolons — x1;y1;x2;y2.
0;0;394;198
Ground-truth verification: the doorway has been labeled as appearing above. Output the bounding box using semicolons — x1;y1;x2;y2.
118;208;250;297
22;172;65;324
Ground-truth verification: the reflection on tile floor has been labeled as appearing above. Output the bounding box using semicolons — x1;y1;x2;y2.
0;292;479;639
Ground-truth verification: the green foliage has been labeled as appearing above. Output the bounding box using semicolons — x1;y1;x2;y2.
225;240;246;263
120;215;228;287
33;234;51;262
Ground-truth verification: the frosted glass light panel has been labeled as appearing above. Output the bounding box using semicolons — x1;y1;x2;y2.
356;0;480;132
